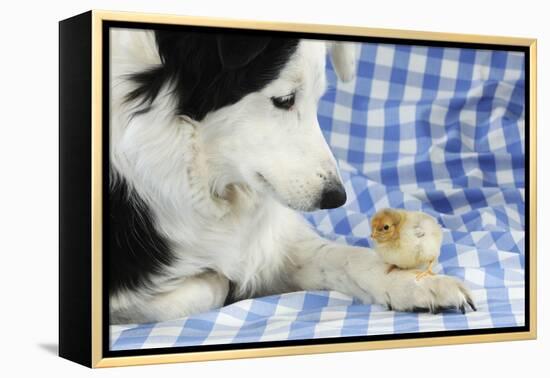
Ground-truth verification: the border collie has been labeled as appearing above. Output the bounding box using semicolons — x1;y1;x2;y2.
109;28;475;324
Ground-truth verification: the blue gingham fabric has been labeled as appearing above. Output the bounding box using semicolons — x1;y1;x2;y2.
110;42;525;351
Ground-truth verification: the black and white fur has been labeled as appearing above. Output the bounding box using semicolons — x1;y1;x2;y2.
109;28;475;324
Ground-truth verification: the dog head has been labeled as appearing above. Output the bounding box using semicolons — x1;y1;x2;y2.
114;30;358;212
199;37;358;211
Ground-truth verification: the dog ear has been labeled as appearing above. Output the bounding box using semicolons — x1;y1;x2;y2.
328;41;359;82
217;35;271;70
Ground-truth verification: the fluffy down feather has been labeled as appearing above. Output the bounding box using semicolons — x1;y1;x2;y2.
370;208;442;279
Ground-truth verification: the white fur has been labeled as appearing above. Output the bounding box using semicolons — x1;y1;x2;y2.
109;29;473;324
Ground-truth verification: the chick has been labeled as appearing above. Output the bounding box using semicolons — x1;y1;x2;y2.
370;208;442;280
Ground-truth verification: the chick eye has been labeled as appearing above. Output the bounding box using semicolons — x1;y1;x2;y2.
383;225;390;230
271;92;295;110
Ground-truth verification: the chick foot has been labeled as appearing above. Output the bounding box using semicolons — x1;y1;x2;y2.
415;269;436;280
415;260;436;280
386;264;399;274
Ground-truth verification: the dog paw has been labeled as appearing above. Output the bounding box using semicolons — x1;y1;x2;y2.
388;274;476;314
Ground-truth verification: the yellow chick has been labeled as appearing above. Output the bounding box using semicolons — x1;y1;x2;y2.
370;208;442;280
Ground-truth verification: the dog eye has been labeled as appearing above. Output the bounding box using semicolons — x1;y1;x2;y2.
271;93;295;110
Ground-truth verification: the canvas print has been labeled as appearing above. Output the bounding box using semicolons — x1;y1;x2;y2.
107;26;526;351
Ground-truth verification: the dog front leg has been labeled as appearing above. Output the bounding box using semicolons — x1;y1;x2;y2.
288;237;475;313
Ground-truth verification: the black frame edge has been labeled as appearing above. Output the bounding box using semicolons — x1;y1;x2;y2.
59;10;93;368
101;20;531;359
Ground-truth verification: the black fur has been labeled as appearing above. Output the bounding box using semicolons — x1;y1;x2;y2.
127;30;300;120
216;34;271;69
108;179;174;295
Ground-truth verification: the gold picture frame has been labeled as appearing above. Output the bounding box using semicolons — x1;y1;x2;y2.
59;9;537;368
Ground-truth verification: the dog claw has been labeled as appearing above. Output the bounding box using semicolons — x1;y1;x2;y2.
411;306;430;313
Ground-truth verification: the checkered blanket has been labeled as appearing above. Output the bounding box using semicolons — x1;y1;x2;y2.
110;42;525;351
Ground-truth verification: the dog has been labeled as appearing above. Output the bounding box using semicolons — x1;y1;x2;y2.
109;28;475;324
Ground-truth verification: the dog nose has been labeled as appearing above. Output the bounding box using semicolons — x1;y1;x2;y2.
319;182;347;209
